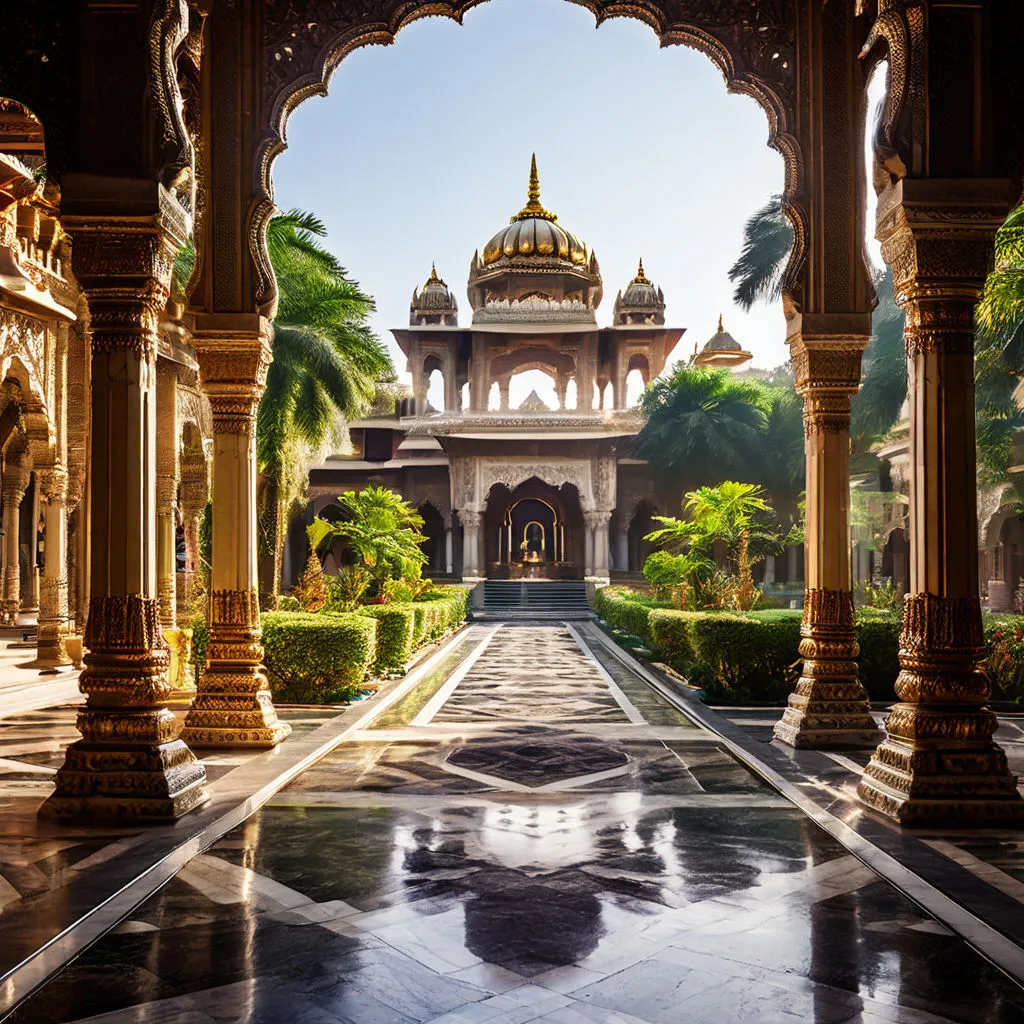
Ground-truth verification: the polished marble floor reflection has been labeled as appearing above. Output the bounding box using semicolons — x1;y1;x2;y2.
9;623;1024;1023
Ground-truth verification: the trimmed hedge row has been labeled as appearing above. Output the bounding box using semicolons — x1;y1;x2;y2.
597;586;901;704
187;587;469;703
264;611;376;702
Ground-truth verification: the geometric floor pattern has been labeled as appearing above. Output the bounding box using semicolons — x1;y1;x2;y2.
8;623;1024;1023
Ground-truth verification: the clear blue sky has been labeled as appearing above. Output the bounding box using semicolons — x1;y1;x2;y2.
273;0;796;406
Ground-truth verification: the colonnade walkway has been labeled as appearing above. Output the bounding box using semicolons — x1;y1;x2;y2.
5;623;1024;1022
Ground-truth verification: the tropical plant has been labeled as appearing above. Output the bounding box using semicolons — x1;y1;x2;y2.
975;205;1024;485
850;268;908;451
645;482;795;611
634;366;770;487
292;518;334;612
728;193;793;310
323;486;427;596
258;209;393;607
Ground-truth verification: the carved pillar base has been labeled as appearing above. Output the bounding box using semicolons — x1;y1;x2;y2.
181;588;290;748
857;595;1024;825
39;595;208;822
773;589;882;749
36;578;72;667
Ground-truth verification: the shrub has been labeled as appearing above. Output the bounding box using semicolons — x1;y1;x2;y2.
985;617;1024;703
854;610;900;701
278;595;301;612
689;612;800;703
324;565;371;613
595;586;669;644
188;612;209;689
358;605;416;671
262;611;375;703
642;551;688;601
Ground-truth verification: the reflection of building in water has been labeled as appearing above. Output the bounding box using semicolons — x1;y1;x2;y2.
301;157;754;584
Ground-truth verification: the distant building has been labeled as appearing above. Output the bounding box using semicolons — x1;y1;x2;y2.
299;158;766;584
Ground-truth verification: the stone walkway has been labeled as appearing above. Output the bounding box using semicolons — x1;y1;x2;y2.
9;622;1024;1023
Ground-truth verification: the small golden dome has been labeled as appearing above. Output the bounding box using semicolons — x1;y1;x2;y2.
481;155;588;267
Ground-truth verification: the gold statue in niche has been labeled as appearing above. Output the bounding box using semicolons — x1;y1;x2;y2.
522;521;545;564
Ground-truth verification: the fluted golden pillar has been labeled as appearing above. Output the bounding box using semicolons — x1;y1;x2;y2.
36;466;71;667
181;315;289;748
774;335;882;749
40;201;208;822
858;180;1024;825
1;446;28;625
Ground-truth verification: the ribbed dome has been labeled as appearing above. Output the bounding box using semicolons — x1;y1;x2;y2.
481;155;588;267
619;259;662;307
416;264;456;309
704;314;743;351
410;263;458;326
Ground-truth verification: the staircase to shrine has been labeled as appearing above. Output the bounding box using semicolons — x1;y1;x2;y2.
479;580;591;619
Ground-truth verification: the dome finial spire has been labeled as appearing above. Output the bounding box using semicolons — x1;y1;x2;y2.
717;312;724;334
428;262;440;283
513;153;557;222
633;257;650;285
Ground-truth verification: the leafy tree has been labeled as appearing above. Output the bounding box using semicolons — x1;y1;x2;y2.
645;482;795;610
850;268;907;451
975;205;1024;485
258;210;393;606
728;194;793;310
634;366;769;488
325;486;427;596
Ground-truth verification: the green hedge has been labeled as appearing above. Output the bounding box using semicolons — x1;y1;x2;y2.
596;587;904;705
357;605;416;671
186;588;468;703
262;611;376;703
594;587;671;645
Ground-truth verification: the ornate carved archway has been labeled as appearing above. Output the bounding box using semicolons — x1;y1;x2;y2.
246;1;804;318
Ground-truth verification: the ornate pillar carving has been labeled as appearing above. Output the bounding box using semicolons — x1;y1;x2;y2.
35;465;71;666
460;509;482;581
774;337;882;749
179;448;209;601
182;315;289;749
1;446;29;625
858;180;1024;825
555;374;569;411
155;360;179;630
22;475;40;613
498;376;510;412
588;510;612;579
40;202;208;822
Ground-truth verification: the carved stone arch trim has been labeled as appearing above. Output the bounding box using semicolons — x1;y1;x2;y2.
480;460;595;512
980;486;1020;551
251;0;803;317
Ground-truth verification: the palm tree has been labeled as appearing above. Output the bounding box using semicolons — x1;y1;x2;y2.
850;268;907;451
757;386;805;518
258;210;393;605
975;204;1024;484
635;365;769;489
728;194;793;310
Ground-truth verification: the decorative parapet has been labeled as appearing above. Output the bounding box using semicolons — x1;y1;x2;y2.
402;409;643;436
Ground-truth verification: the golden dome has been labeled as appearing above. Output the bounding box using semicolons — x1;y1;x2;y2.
481;155;588;267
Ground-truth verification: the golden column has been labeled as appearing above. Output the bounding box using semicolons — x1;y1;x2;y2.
155;360;179;630
858;180;1024;824
1;444;29;625
774;335;882;749
181;315;290;748
40;199;208;821
35;465;71;666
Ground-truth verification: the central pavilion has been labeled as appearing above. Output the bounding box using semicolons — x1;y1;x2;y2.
303;157;750;583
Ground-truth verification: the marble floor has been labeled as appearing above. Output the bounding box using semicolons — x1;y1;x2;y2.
8;622;1024;1023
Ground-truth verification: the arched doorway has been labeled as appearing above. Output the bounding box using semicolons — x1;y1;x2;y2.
418;502;446;574
627;500;657;573
484;477;584;579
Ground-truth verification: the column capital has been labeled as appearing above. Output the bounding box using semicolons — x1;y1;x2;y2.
459;509;482;531
36;465;69;502
64;189;188;359
192;315;272;434
584;509;612;530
